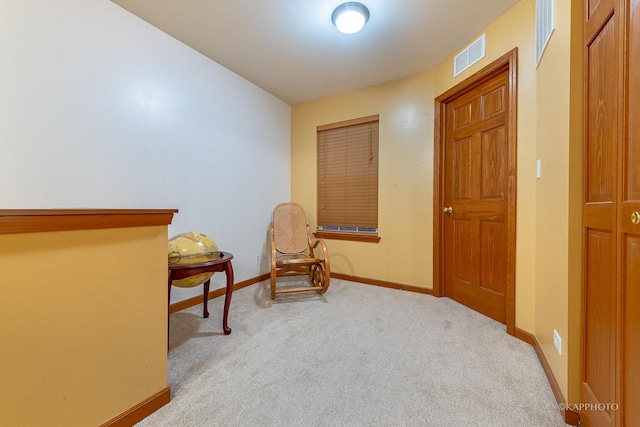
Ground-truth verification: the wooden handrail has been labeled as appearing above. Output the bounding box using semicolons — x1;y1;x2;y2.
0;209;178;234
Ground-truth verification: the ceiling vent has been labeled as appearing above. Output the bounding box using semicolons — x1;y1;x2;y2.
535;0;554;67
454;34;486;77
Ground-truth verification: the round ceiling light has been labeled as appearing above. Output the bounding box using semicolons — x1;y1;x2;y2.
332;2;370;34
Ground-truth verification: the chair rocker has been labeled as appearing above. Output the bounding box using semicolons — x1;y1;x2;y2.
270;202;330;299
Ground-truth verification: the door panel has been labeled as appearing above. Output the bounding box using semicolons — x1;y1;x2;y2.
584;230;616;427
586;18;617;205
481;86;505;119
454;103;473;129
454;138;471;200
479;221;506;294
480;126;507;199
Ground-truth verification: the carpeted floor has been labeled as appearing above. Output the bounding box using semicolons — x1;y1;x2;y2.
137;279;569;426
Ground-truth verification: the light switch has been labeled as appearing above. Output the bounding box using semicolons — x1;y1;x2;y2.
536;159;541;179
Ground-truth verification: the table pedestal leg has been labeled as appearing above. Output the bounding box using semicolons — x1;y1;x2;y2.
222;261;234;335
203;279;210;318
167;272;173;351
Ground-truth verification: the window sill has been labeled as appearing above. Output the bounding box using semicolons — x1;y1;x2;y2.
314;231;381;243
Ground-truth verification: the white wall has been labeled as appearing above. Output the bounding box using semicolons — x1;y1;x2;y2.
0;0;291;302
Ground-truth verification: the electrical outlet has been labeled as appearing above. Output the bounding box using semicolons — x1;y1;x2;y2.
553;329;562;355
255;254;261;265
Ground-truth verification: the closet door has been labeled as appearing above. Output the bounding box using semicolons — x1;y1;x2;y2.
583;0;639;426
582;0;619;424
622;1;640;424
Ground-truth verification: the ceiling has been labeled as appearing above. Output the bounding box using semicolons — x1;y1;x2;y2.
110;0;521;105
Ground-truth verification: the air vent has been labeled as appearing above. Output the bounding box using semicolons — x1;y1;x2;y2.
454;34;486;77
535;0;554;67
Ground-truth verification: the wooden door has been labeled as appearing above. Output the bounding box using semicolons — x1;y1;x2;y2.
582;0;619;425
622;0;640;424
583;0;640;425
434;50;517;332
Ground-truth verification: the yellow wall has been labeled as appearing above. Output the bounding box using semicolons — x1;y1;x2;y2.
292;72;436;288
292;0;581;402
533;0;571;401
0;226;169;426
534;0;584;403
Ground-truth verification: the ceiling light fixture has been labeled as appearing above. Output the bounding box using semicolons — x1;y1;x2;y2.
332;2;370;35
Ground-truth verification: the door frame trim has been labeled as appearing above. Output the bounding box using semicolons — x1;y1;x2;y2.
433;48;518;335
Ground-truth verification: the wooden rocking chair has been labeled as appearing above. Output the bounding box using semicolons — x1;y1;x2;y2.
270;202;330;299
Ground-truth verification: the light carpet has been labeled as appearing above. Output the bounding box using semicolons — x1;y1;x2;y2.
137;279;568;427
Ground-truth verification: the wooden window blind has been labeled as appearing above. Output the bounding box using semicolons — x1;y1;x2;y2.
317;115;379;234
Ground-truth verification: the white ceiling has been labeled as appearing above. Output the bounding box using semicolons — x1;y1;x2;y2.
110;0;521;105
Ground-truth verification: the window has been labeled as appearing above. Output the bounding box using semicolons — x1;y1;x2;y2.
535;0;554;67
316;114;380;243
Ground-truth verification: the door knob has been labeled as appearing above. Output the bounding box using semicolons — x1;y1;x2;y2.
442;207;453;214
632;211;640;225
